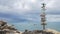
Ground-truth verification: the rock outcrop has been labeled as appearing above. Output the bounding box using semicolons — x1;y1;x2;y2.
22;29;60;34
0;20;21;34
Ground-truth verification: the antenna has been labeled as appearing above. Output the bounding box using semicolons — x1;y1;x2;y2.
41;3;47;30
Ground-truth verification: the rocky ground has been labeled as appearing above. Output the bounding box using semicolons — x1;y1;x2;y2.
21;29;60;34
46;29;60;34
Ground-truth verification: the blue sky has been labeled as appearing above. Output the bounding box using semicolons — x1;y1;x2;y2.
0;0;60;24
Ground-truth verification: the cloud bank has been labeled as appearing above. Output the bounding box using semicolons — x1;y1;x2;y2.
0;0;60;24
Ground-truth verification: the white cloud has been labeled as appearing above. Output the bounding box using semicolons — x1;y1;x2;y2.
13;1;31;10
47;15;60;22
0;0;59;11
0;5;10;11
0;0;42;11
44;0;60;10
30;0;36;3
0;0;60;23
46;0;55;9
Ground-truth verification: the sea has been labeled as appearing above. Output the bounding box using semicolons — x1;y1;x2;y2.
10;22;60;32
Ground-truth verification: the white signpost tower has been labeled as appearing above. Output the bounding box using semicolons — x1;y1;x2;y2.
41;3;47;30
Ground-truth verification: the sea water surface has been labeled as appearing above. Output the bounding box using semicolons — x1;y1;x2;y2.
10;22;60;32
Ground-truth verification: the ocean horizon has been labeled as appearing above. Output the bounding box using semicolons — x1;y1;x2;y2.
9;22;60;32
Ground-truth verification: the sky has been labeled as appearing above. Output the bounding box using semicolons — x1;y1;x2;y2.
0;0;60;25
